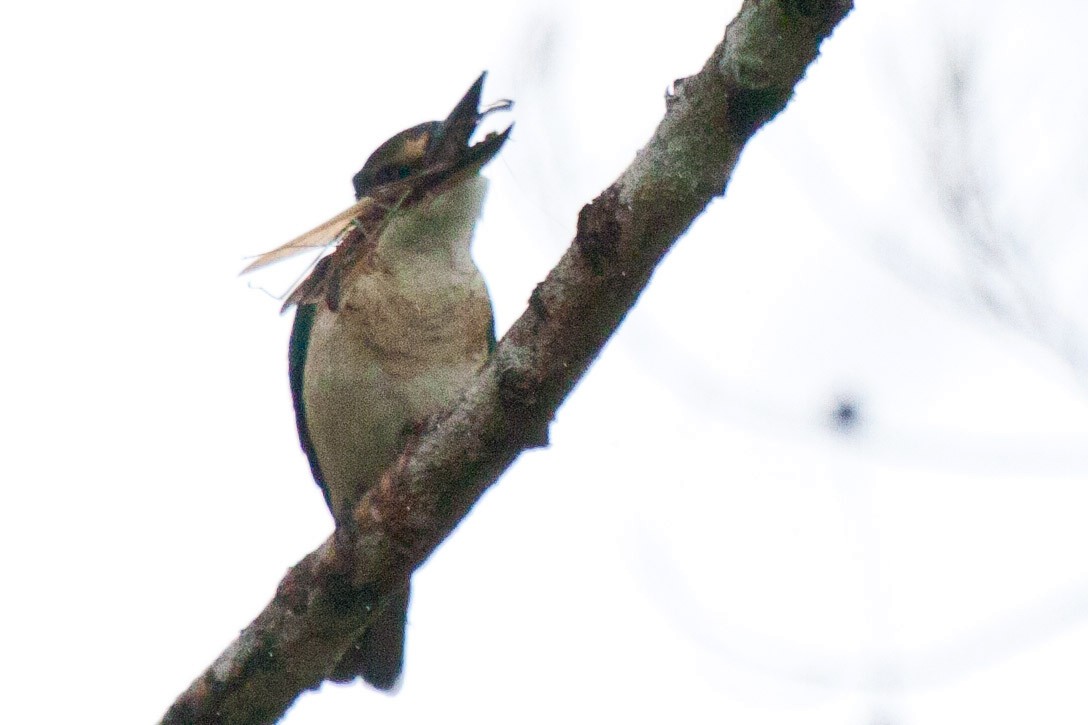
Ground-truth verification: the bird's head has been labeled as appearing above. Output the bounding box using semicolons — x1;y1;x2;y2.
243;73;512;311
351;73;513;201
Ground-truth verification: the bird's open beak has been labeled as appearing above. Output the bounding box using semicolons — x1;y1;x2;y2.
427;71;514;180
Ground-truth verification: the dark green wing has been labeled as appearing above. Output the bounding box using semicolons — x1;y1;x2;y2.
288;303;333;511
487;308;496;355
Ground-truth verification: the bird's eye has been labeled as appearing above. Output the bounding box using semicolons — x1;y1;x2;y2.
375;165;413;185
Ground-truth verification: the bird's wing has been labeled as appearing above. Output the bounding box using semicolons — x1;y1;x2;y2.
287;302;334;511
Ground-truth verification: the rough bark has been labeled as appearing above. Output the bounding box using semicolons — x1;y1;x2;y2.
160;1;853;722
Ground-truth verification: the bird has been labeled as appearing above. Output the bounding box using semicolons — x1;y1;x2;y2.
244;72;512;690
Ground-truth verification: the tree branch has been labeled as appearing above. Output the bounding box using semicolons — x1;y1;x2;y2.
160;1;852;722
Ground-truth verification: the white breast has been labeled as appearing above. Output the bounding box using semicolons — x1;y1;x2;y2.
301;175;494;522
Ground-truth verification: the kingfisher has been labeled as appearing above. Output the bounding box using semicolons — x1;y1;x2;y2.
244;73;512;690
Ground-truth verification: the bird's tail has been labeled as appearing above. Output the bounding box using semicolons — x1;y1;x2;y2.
330;583;410;691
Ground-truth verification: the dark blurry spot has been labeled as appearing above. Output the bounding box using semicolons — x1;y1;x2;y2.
830;396;861;433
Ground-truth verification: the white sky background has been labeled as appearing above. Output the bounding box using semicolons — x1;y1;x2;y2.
3;0;1088;723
